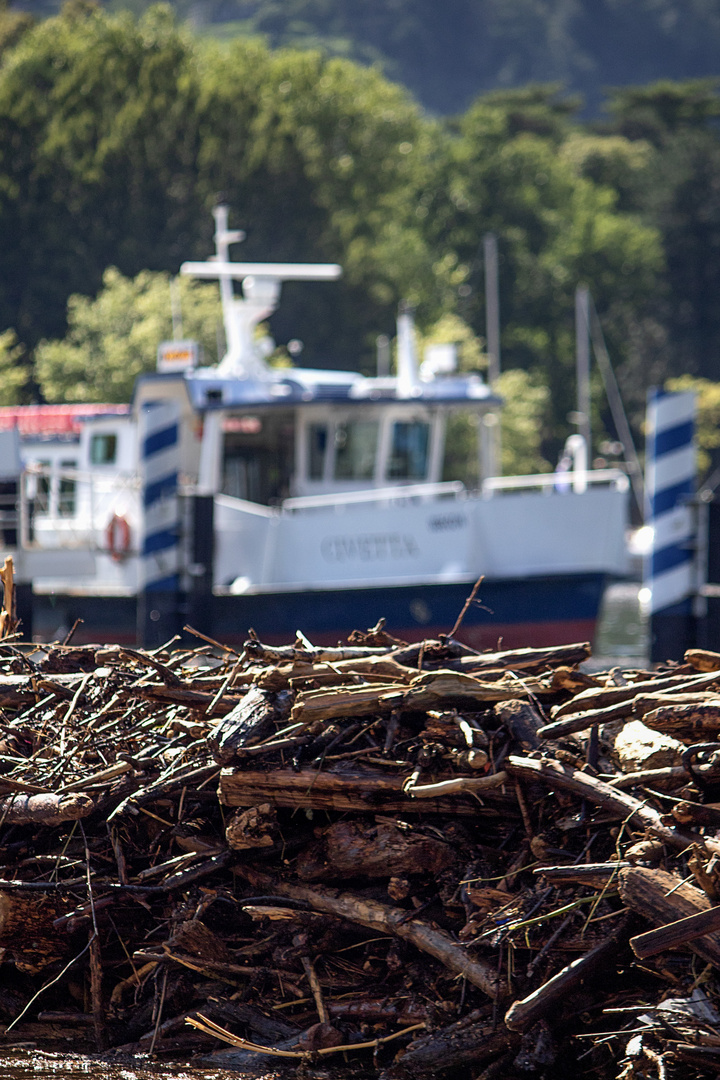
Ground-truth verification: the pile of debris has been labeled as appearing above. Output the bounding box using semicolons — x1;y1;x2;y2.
1;611;720;1075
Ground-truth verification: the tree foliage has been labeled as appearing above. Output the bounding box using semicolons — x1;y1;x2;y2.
2;5;720;474
35;268;222;402
0;329;28;405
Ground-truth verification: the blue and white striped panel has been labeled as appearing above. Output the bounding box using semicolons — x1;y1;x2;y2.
644;388;696;615
138;401;181;591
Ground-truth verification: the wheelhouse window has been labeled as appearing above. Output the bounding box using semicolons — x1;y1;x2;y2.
58;459;77;516
35;461;51;515
307;423;328;480
90;433;117;465
221;411;294;505
388;421;430;480
334;420;378;480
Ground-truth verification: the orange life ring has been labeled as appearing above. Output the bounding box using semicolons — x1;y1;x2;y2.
106;513;131;562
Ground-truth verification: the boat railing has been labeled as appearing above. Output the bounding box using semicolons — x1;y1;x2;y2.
19;464;140;549
481;468;630;497
281;480;466;514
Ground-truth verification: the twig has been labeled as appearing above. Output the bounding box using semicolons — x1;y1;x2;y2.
448;575;484;640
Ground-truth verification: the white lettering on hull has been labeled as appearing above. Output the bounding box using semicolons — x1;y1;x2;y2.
321;534;420;562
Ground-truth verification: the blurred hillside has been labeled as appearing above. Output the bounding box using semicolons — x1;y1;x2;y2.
10;0;720;115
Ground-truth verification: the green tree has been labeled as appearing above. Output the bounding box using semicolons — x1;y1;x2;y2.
605;81;720;386
495;368;552;476
35;268;222;402
666;375;720;481
435;88;663;453
0;4;206;350
0;330;28;405
194;40;444;368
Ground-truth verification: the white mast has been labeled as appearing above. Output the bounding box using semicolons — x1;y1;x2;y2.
181;206;342;379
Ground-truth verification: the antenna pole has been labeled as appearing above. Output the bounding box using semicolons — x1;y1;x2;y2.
483;233;501;385
575;284;591;463
483;233;501;477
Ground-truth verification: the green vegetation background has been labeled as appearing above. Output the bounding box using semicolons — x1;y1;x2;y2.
2;0;720;475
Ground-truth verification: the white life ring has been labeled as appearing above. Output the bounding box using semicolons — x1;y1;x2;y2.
106;513;131;562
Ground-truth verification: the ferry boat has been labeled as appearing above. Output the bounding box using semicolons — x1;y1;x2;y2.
0;209;630;648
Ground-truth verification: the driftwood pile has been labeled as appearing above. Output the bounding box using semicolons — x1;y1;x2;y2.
2;618;720;1076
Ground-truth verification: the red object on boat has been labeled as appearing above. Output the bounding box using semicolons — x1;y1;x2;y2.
0;404;129;437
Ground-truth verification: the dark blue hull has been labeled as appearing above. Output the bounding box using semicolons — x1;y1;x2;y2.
28;572;607;650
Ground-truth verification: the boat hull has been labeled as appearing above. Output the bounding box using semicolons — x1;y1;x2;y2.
27;572;606;650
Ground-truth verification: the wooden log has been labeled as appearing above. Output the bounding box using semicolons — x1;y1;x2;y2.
237;870;504;1000
219;767;504;815
225;803;280;850
0;890;69;972
619;866;720;968
0;671;91;708
535;863;630;888
537;700;636;739
504;755;697;851
504;919;628;1032
392;1012;517;1074
642;701;720;741
401;670;554;712
421;641;591;675
494;699;544;750
295;819;456;881
685;648;720;672
607;761;720;790
207;686;290;764
630;904;720;960
632;691;720;718
0;791;93;823
256;656;415;691
547;669;720;722
290;683;404;724
245;641;388;664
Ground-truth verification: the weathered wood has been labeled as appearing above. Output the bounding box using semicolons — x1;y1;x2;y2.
642;701;720;741
505;755;697;850
685;648;720;672
401;670;554;712
428;642;591;675
295;819;456;881
245;640;389;664
535;863;630;887
630;904;720;960
392;1012;517;1074
290;683;404;724
403;771;509;799
619;866;720;968
225;803;280;850
612;719;684;772
607;761;720;790
547;669;720;722
0;890;69;972
494;699;544;750
237;870;504;1000
219;767;499;814
538;700;638;739
632;691;720;718
208;686;290;764
0;791;93;823
504;920;628;1032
